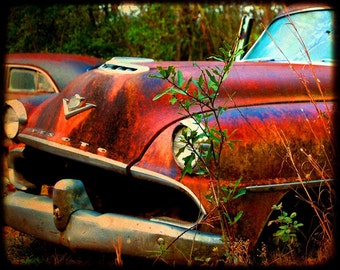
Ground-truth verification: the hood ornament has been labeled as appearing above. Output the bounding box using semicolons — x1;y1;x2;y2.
63;94;96;119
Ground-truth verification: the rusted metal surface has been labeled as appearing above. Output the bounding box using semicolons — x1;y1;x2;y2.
16;61;334;164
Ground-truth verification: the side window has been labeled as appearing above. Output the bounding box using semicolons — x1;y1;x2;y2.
37;72;54;92
9;68;36;92
8;68;56;93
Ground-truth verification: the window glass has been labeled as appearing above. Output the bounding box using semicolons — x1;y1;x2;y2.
244;9;334;62
9;68;36;91
38;72;54;92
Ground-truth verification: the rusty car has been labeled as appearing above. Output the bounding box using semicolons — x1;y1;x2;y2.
2;3;336;265
3;53;104;100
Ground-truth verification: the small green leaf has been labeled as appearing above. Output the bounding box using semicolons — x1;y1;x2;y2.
279;225;288;230
205;194;213;203
224;212;232;223
177;70;184;87
290;212;297;219
273;230;284;237
183;77;192;91
233;211;243;223
182;154;196;176
233;188;246;199
206;55;224;62
284;217;292;224
175;146;186;157
169;96;177;105
152;88;172;101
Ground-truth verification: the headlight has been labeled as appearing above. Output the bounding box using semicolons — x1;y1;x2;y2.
4;100;27;139
4;106;19;139
172;119;208;172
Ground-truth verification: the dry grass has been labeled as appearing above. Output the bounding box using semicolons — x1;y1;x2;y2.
3;225;336;268
3;226;134;267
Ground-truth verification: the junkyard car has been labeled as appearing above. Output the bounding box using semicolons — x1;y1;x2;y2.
3;53;104;100
3;4;336;265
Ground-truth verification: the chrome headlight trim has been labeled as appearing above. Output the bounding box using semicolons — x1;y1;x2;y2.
4;99;27;139
172;119;207;171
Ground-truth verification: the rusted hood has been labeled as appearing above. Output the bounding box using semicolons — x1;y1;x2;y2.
18;60;335;166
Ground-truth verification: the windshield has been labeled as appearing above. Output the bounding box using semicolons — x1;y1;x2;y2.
243;9;334;62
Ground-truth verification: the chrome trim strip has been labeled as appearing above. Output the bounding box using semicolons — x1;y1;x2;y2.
246;178;333;192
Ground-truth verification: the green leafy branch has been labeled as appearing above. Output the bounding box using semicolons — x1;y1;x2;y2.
151;40;243;180
150;39;246;259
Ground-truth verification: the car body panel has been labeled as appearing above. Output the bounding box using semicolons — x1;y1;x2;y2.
14;61;334;182
4;53;104;100
14;61;334;160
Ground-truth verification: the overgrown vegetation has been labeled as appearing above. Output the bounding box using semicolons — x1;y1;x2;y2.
268;203;304;253
5;3;281;60
266;9;336;265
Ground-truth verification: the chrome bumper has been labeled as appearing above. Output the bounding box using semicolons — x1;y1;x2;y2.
3;179;224;264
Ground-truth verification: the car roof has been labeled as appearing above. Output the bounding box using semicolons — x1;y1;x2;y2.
5;53;104;90
276;2;333;18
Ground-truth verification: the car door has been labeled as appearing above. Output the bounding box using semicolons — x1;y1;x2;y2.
5;65;59;100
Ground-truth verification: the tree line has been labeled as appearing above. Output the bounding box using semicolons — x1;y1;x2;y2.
5;3;282;61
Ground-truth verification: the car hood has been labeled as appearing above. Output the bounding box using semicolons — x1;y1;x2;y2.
17;60;335;166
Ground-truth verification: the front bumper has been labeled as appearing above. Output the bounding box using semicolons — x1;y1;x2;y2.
3;179;224;265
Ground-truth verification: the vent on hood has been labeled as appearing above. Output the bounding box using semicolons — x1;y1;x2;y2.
98;57;152;74
110;56;154;63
